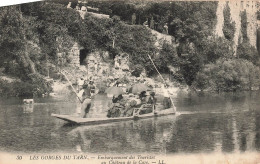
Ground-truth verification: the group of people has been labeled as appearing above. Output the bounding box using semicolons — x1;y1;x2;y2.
107;90;157;118
76;76;172;118
67;2;87;11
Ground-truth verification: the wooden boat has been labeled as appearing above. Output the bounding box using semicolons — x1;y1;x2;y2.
51;107;175;125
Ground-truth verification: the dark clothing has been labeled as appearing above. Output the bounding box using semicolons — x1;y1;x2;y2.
147;96;157;105
82;84;95;100
107;96;126;118
82;88;91;99
89;84;95;94
163;97;172;109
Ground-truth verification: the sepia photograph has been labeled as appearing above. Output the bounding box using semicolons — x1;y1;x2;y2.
0;0;260;163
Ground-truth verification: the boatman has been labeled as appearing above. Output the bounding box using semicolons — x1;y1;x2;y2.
77;80;98;118
162;84;171;109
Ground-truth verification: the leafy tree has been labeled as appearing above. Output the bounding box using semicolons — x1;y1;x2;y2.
240;11;248;41
237;41;259;65
193;58;260;91
223;3;236;41
198;37;233;63
154;41;179;73
0;6;37;77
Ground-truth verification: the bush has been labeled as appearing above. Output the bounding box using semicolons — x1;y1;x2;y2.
193;58;260;92
0;73;53;97
237;41;259;65
131;64;144;77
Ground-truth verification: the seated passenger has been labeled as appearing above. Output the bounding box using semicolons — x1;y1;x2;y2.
139;91;153;115
107;94;125;118
123;94;138;117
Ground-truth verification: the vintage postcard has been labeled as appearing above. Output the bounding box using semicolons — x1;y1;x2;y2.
0;0;260;163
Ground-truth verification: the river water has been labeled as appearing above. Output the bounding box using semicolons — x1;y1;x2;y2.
0;91;259;154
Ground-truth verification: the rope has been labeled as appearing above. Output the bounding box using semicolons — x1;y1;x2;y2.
147;54;176;112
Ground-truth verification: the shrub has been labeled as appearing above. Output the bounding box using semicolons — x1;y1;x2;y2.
237;41;259;65
0;73;53;97
193;58;260;92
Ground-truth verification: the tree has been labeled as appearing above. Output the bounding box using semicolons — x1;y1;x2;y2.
193;58;260;91
0;6;37;77
223;3;236;41
237;41;259;65
198;37;233;63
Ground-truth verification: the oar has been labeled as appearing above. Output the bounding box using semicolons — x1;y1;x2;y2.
60;70;83;103
147;54;176;112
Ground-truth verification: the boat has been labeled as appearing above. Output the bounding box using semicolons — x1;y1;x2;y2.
51;107;175;125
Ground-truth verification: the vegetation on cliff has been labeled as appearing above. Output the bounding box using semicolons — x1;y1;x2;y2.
0;1;259;97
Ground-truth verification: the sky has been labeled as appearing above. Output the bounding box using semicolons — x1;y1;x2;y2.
0;0;42;7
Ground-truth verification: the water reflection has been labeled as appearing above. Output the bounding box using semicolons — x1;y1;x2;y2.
0;91;259;154
65;115;176;154
23;104;34;113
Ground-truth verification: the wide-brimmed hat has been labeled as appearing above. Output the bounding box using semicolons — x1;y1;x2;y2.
129;93;134;97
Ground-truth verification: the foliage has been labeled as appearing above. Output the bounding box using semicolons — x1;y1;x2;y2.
153;41;179;73
237;41;259;65
0;74;52;97
131;64;144;77
223;3;236;41
179;52;204;86
240;11;248;41
198;37;233;63
1;1;259;96
193;59;260;91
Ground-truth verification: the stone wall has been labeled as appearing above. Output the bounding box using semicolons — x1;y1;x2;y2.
84;51;111;78
113;53;131;78
68;42;82;66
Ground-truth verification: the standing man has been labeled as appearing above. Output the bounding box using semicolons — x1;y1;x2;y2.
77;80;98;118
162;84;171;109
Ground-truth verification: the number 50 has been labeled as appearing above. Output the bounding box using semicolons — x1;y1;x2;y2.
16;155;22;160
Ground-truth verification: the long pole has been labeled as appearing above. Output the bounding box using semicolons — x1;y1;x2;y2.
147;54;176;112
60;70;83;103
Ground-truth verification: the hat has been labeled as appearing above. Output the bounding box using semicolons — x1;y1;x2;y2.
83;84;88;89
129;93;134;97
150;91;155;96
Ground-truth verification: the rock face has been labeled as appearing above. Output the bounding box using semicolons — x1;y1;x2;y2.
113;53;131;78
68;42;82;66
215;1;257;56
150;29;174;48
84;51;110;78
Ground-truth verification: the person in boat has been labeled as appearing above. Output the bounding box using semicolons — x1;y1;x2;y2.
139;91;147;104
147;91;157;111
162;84;172;109
123;93;143;117
138;91;154;115
107;94;126;118
79;80;97;118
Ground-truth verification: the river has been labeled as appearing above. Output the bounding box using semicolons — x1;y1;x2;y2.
0;90;259;154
